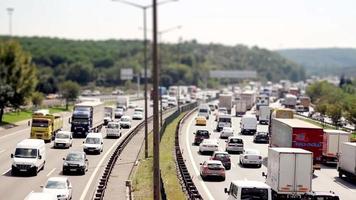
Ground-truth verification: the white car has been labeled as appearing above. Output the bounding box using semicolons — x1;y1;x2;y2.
239;149;263;167
106;121;121;138
120;115;132;129
134;107;144;113
162;99;169;109
83;132;104;154
25;192;57;200
199;139;219;154
132;111;144;120
220;127;234;139
42;177;72;200
168;97;177;107
54;131;73;149
114;108;124;119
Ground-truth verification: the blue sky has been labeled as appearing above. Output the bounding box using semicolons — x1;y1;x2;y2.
0;0;355;49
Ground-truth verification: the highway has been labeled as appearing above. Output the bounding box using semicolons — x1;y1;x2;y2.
180;107;356;200
0;100;152;200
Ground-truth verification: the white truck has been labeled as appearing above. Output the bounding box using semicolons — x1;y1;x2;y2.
256;94;269;110
225;180;272;200
219;93;233;114
240;90;255;110
70;101;105;137
257;105;270;125
235;100;247;117
116;96;129;110
337;142;356;179
283;94;297;109
264;148;313;199
240;114;257;135
322;129;350;163
104;106;115;125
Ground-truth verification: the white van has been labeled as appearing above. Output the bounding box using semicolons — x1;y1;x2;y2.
240;114;257;135
54;131;73;148
224;180;272;200
11;139;46;176
106;121;121;138
83;133;104;154
24;192;57;200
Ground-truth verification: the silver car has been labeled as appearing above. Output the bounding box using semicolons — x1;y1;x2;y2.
225;136;244;153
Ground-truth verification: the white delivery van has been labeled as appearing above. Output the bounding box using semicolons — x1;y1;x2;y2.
240;114;257;135
53;131;73;149
11;139;46;176
24;192;57;200
106;121;121;138
224;180;272;200
83;133;104;154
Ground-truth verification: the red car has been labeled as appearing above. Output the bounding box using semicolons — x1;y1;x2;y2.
211;151;231;170
200;160;225;181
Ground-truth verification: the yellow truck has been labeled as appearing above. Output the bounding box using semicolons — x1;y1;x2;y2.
271;108;294;119
30;110;63;142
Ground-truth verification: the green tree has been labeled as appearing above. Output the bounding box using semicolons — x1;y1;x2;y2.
327;104;343;127
0;40;37;123
346;107;356;130
59;81;80;110
315;103;328;117
31;92;45;108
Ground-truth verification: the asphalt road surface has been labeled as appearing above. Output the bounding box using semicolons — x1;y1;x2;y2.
0;100;153;200
180;107;356;200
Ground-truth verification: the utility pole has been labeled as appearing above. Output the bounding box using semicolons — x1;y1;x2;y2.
152;0;160;199
7;8;14;36
112;0;177;159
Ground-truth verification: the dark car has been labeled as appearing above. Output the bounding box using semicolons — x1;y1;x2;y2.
253;132;269;143
62;151;89;175
194;130;210;145
211;151;231;170
302;191;340;200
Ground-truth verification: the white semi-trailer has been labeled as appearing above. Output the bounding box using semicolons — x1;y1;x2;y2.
338;142;356;179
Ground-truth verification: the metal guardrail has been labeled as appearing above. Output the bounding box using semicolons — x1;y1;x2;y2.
174;105;203;200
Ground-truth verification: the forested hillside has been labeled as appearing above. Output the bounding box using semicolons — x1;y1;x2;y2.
0;36;305;94
278;48;356;76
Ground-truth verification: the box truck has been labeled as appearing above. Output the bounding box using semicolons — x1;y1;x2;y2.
257;106;270;125
30;110;63;142
240;90;255;110
283;94;297;109
264;148;313;199
219;94;233;114
271;108;294;119
322;129;350;163
240;114;257;135
104;106;115;125
299;96;311;112
235;100;247;117
256;94;269;110
337;142;356;179
270;118;323;170
116;96;129;110
70;101;105;137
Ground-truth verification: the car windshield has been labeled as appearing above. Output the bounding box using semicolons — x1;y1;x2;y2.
245;150;259;155
199;109;208;113
214;153;229;159
218;108;227;113
121;118;129;122
229;138;243;143
115;109;123;112
45;180;66;189
85;137;100;144
107;123;119;129
72;118;89;123
134;112;142;115
223;128;233;132
32;119;49;127
219;117;231;123
66;153;84;161
241;188;268;200
56;133;70;139
197;130;209;136
15;148;38;158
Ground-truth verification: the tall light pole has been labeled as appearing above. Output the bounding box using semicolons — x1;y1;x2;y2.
112;0;177;159
7;8;14;36
157;26;181;126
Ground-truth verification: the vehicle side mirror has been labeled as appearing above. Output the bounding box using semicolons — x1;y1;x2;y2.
101;142;103;144
262;172;267;177
38;155;42;159
85;159;88;161
10;154;14;158
68;118;71;124
28;120;31;126
193;132;195;135
63;158;65;160
224;188;229;194
83;141;85;144
199;163;202;165
40;185;44;188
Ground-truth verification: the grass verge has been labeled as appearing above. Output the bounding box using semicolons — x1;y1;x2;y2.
132;112;186;200
2;106;73;124
295;115;336;129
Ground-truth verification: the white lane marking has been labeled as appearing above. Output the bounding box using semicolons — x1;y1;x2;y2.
2;168;11;175
47;168;56;177
0;149;6;154
79;125;135;200
185;114;215;200
0;127;31;140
